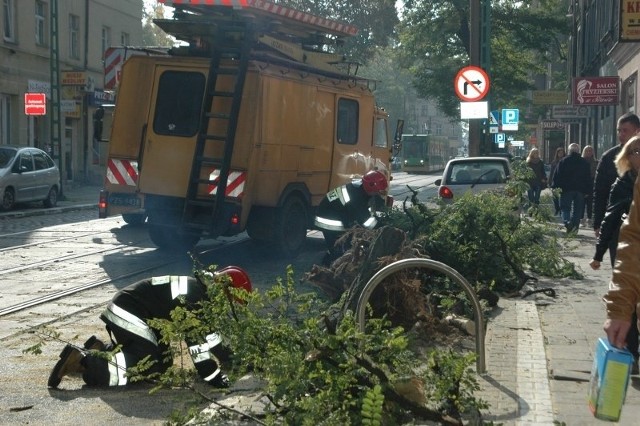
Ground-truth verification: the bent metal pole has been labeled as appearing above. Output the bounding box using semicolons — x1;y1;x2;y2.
356;257;486;374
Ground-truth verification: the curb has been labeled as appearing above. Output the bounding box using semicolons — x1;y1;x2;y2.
0;203;97;219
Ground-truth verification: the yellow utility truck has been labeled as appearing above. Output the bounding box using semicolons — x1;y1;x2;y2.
99;0;394;255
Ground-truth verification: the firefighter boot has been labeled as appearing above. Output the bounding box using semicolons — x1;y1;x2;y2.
47;336;105;388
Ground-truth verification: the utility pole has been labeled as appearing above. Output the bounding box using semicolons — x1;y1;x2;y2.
468;0;481;156
468;0;491;156
49;0;63;197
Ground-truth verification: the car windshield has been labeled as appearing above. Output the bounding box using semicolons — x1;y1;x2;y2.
448;161;507;184
0;147;17;168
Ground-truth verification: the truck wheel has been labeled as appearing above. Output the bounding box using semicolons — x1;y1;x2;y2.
148;224;200;251
122;213;147;226
274;196;308;257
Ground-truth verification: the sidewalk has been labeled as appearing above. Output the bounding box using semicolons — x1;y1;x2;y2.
0;182;100;219
478;223;640;425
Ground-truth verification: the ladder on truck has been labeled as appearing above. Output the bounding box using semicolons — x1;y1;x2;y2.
155;0;362;233
181;23;254;232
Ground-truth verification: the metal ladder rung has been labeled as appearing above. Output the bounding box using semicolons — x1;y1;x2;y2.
202;133;227;141
196;155;224;164
214;68;240;75
211;90;235;97
186;199;215;208
206;113;230;120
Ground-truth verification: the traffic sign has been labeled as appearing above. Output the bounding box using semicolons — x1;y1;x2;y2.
489;110;499;133
24;93;46;116
454;66;490;102
501;108;519;131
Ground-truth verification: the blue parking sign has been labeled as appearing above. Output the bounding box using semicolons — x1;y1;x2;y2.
501;109;519;131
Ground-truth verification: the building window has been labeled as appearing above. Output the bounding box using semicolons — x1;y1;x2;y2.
101;26;111;55
35;1;47;46
121;32;130;46
337;98;359;145
623;74;637;114
0;94;11;146
69;14;80;59
3;0;15;42
435;123;442;136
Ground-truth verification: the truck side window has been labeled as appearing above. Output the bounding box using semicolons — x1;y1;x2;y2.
337;98;358;145
153;71;205;137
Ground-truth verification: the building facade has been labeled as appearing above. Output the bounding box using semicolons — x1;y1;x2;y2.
568;0;640;157
404;97;464;159
0;0;142;185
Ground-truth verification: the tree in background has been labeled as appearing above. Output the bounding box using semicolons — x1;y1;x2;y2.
274;0;399;64
397;0;569;119
142;2;174;47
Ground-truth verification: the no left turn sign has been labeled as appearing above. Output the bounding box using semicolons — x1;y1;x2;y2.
454;66;490;102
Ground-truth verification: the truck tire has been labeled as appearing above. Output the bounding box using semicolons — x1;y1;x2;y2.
122;213;147;226
148;224;200;251
273;195;308;257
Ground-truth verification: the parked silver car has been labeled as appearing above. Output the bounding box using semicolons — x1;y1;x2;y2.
434;156;511;203
0;146;60;210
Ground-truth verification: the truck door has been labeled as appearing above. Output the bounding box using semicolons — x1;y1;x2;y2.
138;67;206;197
330;97;364;189
371;113;391;174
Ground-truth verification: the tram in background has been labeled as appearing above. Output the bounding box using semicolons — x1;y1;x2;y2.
400;134;448;174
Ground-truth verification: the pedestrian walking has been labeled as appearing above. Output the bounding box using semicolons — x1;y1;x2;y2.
551;143;592;233
48;267;252;389
581;145;597;227
593;112;640;240
548;146;566;215
591;137;640;373
525;147;547;207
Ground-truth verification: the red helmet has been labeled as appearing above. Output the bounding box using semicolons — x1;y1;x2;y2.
361;170;388;195
214;266;252;293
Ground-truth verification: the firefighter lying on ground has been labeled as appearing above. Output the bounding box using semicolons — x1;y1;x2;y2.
314;170;389;265
48;266;252;389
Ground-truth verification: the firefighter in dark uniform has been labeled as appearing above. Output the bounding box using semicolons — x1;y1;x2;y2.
48;266;251;389
314;170;389;262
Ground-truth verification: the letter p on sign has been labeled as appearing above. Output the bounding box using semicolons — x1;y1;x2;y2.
501;108;519;131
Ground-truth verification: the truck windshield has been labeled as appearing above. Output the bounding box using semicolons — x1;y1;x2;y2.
153;71;205;137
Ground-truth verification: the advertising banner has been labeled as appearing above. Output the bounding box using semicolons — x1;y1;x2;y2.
572;77;619;106
620;0;640;42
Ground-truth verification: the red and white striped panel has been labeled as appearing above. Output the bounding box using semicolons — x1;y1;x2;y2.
157;0;358;36
104;48;122;90
208;169;246;198
106;159;139;186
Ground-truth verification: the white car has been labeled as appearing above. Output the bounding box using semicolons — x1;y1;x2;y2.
434;157;511;203
0;146;61;210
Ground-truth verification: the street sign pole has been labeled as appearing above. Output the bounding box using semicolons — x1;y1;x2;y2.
468;0;491;156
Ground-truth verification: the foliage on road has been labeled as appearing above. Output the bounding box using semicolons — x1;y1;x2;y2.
149;267;487;424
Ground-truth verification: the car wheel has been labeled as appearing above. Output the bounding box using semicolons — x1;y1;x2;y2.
2;188;15;211
43;187;58;208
